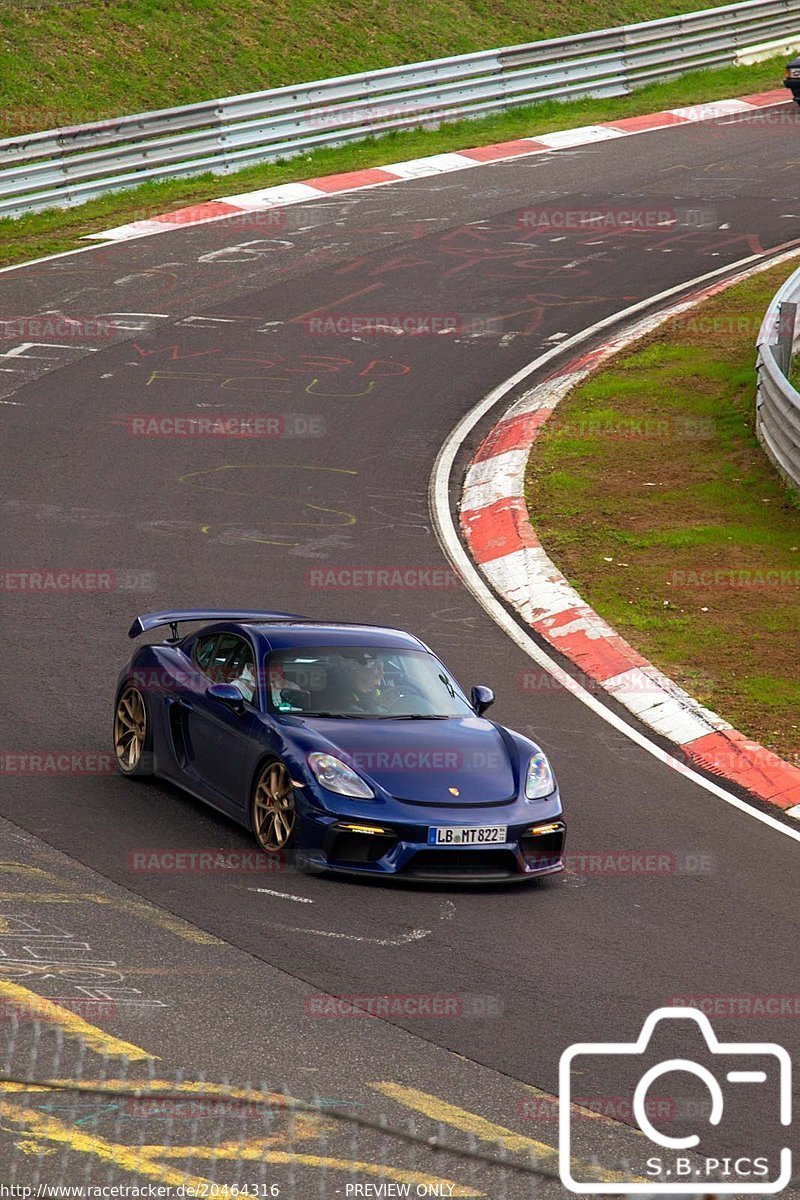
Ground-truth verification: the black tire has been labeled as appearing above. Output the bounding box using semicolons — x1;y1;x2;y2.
113;683;154;776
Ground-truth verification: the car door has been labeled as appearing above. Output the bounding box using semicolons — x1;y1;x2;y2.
182;632;262;809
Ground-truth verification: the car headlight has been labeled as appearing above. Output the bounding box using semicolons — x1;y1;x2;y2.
308;752;375;799
524;751;555;800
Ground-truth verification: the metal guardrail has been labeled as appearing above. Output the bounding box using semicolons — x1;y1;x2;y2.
1;0;799;218
0;1014;611;1195
756;267;800;489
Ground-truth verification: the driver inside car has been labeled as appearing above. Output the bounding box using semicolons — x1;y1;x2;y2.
350;655;385;707
316;652;389;714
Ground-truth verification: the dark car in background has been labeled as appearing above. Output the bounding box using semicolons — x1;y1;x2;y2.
784;56;800;103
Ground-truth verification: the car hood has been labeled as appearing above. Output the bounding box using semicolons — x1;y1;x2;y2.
299;715;516;805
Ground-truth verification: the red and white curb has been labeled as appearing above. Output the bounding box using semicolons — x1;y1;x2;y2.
85;90;788;243
459;259;800;819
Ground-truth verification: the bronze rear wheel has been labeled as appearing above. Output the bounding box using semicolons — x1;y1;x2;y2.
114;685;151;775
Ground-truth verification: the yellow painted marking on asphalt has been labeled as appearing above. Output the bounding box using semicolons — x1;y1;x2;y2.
0;981;154;1061
0;889;87;901
179;462;358;494
0;1079;291;1099
0;862;51;878
0;884;223;945
0;1080;330;1139
0;1081;63;1094
138;1079;293;1100
138;1117;327;1156
0;1080;332;1146
0;916;12;932
371;1083;633;1184
372;1082;548;1154
0;1086;480;1193
0;1101;214;1190
115;1079;298;1100
135;1110;326;1149
15;1137;57;1156
0;1077;333;1129
144;1140;481;1195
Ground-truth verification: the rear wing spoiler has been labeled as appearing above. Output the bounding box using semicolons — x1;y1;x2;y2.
128;609;306;639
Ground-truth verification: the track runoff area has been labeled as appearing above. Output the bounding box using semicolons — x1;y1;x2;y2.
0;91;798;1196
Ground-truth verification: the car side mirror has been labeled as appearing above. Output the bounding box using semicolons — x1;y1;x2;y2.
471;685;495;715
207;682;245;711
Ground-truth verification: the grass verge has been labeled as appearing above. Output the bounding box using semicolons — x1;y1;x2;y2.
0;0;738;135
525;261;800;761
0;56;790;270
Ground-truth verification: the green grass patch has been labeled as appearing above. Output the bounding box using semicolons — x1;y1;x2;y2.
0;54;790;269
0;0;759;134
525;260;800;760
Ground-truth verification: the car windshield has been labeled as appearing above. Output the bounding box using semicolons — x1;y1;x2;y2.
265;646;474;718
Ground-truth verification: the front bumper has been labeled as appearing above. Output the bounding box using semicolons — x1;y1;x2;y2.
293;795;566;882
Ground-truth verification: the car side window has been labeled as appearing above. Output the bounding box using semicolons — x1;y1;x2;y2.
206;634;257;705
194;634;219;672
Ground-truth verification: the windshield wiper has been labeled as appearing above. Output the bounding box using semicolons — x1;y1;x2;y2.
299;711;376;719
298;711;451;720
380;714;451;720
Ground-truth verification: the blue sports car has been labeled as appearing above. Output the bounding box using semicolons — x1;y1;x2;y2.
113;610;566;882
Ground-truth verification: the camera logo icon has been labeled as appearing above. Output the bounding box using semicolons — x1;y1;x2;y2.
559;1007;791;1193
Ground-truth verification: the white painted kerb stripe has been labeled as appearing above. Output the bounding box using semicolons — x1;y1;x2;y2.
535;125;628;148
430;245;800;845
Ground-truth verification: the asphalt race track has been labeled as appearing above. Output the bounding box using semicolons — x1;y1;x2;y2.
1;101;799;1192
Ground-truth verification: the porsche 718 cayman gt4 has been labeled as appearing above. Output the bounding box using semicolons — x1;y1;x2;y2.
113;610;566;882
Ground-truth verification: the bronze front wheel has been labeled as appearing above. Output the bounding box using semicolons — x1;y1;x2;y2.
252;759;297;852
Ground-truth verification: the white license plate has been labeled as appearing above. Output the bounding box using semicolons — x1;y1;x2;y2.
428;825;507;846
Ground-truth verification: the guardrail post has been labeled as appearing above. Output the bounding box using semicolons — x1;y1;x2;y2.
775;300;797;374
